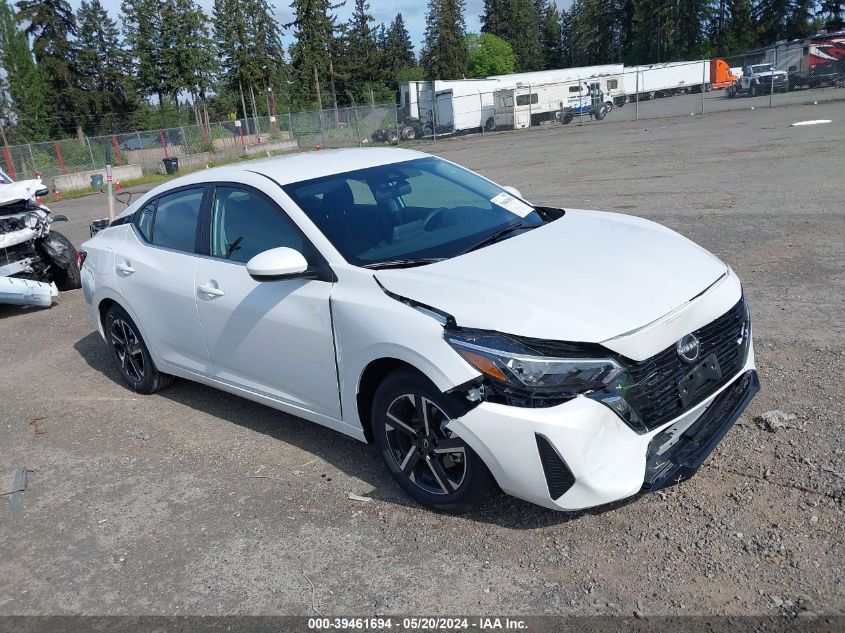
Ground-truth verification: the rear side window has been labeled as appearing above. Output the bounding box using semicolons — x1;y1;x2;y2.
607;79;618;89
151;188;204;252
210;186;304;264
135;201;156;241
516;93;538;106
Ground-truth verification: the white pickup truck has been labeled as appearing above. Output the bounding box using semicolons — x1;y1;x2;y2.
726;63;789;97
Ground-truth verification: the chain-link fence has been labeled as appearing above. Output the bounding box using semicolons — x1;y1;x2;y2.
0;103;400;188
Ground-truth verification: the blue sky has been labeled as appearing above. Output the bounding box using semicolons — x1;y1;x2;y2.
69;0;571;54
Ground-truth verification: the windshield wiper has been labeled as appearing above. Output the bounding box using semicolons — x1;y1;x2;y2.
459;221;531;255
362;257;446;270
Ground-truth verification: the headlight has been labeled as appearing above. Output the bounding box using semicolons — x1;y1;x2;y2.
445;330;645;429
445;331;624;394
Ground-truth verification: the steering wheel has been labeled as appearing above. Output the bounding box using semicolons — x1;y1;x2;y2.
423;207;448;231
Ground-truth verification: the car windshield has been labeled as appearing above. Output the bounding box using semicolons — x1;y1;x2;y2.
752;64;774;73
283;157;544;267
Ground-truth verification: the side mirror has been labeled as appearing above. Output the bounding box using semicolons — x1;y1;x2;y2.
502;185;523;200
246;247;311;281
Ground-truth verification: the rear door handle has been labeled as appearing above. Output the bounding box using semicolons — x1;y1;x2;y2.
198;283;225;298
117;262;135;275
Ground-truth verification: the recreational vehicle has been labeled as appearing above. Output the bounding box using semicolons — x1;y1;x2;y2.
492;79;610;130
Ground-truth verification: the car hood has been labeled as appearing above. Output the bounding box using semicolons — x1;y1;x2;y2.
374;209;728;343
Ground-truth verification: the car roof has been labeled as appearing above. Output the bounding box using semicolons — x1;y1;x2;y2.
116;147;433;220
180;147;429;187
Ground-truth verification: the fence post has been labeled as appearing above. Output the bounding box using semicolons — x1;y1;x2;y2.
106;164;114;223
430;82;437;143
159;131;169;159
53;142;66;174
111;135;124;166
769;46;777;108
578;76;583;126
635;68;640;120
395;105;401;144
27;142;36;176
181;126;191;155
354;107;362;147
86;136;96;168
702;60;707;115
528;83;532;127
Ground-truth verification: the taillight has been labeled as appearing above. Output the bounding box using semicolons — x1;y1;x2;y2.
76;250;87;269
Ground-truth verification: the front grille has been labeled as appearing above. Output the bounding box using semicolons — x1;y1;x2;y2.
535;434;575;500
621;298;749;432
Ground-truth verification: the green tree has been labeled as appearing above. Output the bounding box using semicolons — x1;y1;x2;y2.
381;12;416;85
76;0;136;133
571;0;623;64
539;0;563;69
756;0;791;44
725;0;757;54
287;0;340;106
0;0;47;139
465;32;516;76
343;0;381;103
122;0;172;114
421;0;468;79
784;0;815;39
16;0;81;136
820;0;845;29
481;0;544;71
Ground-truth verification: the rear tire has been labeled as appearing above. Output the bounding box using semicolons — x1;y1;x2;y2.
371;368;494;513
104;304;174;394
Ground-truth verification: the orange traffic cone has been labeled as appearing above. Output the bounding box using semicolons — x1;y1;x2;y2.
116;180;123;192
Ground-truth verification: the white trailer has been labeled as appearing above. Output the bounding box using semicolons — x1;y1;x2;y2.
398;64;625;137
626;61;710;100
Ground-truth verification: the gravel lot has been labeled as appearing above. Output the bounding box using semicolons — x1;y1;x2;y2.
1;101;843;617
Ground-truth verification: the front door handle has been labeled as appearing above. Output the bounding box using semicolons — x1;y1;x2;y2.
117;262;135;275
198;283;225;298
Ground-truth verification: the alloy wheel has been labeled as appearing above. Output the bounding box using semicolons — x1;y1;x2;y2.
384;394;468;495
110;317;145;383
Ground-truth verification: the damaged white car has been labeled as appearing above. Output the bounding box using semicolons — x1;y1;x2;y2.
0;177;81;307
80;148;758;512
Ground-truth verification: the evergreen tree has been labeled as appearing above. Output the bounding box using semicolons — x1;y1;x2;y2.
287;0;339;106
560;4;574;67
674;0;710;59
344;0;381;103
0;0;47;138
168;0;217;108
539;0;563;69
820;0;845;29
16;0;81;136
784;0;815;39
76;0;136;132
725;0;757;55
122;0;171;113
481;0;544;71
571;0;623;64
421;0;468;79
756;0;791;43
382;12;416;82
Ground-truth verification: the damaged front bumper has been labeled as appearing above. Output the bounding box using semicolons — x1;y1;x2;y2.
0;179;75;307
446;343;757;511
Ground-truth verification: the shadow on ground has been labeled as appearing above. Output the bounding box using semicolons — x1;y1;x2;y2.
73;330;635;529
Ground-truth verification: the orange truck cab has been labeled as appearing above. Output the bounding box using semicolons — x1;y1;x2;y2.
710;59;739;89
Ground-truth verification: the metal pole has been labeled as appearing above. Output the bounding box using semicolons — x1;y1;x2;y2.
578;76;583;126
27;142;35;176
430;81;437;143
355;107;362;147
702;60;706;115
479;92;485;134
86;136;96;168
635;68;640;120
769;46;776;108
106;164;115;223
181;125;190;155
528;83;532;127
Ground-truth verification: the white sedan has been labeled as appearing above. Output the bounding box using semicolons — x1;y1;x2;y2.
80;148;758;512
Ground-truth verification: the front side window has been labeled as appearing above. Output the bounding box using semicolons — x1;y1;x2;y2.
150;188;204;252
283;157;544;268
210;186;304;263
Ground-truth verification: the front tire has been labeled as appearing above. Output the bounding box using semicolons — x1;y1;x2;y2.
48;231;82;290
371;369;494;513
104;304;174;394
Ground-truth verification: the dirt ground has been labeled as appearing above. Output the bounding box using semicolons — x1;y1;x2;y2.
1;101;843;617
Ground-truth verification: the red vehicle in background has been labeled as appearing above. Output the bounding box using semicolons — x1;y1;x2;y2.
773;32;845;89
